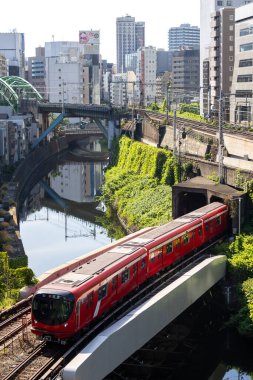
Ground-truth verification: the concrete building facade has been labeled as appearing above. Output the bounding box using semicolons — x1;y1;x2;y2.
200;0;252;115
230;3;253;125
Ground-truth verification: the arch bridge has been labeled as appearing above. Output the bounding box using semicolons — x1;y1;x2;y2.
0;76;43;112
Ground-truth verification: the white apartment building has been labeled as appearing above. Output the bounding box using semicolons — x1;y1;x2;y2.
230;3;253;125
200;0;252;115
136;46;157;106
45;40;100;105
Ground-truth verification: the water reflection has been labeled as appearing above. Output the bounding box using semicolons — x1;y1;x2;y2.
19;138;112;276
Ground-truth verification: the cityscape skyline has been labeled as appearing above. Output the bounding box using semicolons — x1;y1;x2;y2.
1;0;200;62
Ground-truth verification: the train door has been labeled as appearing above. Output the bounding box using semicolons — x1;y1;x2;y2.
138;257;147;285
75;300;81;331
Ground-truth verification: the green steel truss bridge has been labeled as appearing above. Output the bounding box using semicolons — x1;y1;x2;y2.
0;76;43;112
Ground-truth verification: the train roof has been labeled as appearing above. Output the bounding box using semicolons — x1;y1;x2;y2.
41;202;227;293
49;245;142;289
130;202;226;242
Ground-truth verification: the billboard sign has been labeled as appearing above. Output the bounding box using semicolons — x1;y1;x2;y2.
79;30;100;45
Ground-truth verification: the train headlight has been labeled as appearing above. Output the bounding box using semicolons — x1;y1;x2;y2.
64;323;68;328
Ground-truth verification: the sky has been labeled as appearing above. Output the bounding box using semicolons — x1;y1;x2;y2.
1;0;200;63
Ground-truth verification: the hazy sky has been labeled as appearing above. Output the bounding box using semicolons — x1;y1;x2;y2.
1;0;200;62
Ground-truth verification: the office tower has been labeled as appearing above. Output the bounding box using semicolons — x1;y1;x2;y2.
172;48;200;102
168;24;200;51
0;32;25;78
116;15;145;73
200;0;252;114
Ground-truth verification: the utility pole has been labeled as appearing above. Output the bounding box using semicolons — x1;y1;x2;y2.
173;109;177;158
218;89;224;184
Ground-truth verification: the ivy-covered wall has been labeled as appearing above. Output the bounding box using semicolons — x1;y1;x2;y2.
100;136;192;233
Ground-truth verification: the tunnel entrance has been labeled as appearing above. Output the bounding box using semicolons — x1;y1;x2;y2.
177;192;206;216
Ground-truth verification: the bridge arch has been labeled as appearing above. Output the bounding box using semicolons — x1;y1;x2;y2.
0;76;43;112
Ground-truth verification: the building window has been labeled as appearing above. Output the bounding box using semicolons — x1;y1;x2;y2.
240;43;253;52
237;74;253;82
217;0;223;5
235;90;252;98
240;27;253;36
239;59;253;67
229;56;233;61
229;15;234;21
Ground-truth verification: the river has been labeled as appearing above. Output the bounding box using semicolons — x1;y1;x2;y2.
18;141;252;380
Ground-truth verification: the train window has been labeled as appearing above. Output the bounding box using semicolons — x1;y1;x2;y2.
150;253;155;263
98;284;107;301
216;216;221;225
133;263;138;275
141;258;146;269
121;269;129;284
198;227;202;236
191;231;196;240
183;232;190;244
205;223;209;231
112;276;117;290
174;238;181;248
166;243;173;254
86;292;93;309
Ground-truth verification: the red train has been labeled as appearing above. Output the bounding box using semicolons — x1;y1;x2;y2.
31;202;228;343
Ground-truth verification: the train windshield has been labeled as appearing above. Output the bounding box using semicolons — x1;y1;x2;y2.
32;289;75;326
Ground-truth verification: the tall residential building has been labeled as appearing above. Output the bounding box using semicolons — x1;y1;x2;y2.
168;24;200;51
230;3;253;125
116;15;145;73
27;47;46;99
0;32;25;78
206;7;236;120
136;46;157;106
200;0;252;114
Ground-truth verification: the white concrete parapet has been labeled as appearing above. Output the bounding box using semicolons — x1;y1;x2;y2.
63;255;226;380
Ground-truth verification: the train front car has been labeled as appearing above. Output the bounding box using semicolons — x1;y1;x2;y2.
31;288;76;343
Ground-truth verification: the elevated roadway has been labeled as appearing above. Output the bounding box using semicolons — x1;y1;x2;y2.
63;255;226;380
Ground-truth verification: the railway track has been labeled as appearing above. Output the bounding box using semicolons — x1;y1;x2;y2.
143;110;253;140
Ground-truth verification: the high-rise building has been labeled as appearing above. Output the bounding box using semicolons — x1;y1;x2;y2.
116;15;145;73
168;24;200;51
0;32;25;78
200;0;252;114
